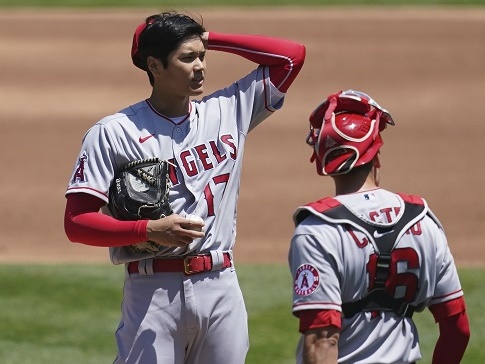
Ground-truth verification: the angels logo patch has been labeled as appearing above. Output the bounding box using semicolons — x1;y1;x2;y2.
294;264;320;296
72;152;88;183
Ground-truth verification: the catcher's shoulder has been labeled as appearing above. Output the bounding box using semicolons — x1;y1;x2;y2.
292;196;339;226
396;192;446;230
396;192;426;206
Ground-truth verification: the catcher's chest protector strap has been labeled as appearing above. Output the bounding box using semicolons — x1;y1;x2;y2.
296;196;426;318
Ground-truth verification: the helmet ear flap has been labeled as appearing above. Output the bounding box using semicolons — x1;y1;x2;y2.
309;91;341;128
308;102;325;129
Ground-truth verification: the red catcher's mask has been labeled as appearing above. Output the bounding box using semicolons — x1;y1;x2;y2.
306;90;395;175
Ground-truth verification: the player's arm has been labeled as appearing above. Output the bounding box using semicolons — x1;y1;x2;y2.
205;32;305;92
426;222;470;363
429;297;470;364
299;310;341;364
64;193;147;247
64;193;203;248
303;327;339;364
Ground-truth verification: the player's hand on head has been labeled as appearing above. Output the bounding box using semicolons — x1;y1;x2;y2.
146;214;205;247
201;32;209;49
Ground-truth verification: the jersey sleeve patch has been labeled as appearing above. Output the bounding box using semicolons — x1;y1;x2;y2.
294;264;320;296
71;151;88;183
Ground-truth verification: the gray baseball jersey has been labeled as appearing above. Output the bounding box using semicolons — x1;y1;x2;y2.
66;66;284;364
67;66;284;264
289;188;463;364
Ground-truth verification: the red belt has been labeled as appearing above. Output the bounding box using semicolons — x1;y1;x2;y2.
127;252;232;276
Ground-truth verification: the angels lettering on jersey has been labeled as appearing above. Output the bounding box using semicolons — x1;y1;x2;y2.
71;134;237;188
166;134;237;186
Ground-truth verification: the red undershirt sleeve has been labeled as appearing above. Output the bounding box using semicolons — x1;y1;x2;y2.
429;296;466;322
429;297;470;364
298;309;342;334
207;32;305;93
64;193;148;247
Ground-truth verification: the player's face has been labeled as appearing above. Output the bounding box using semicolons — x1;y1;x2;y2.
161;37;206;97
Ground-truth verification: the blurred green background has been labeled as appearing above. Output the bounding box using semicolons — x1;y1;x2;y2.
0;264;483;363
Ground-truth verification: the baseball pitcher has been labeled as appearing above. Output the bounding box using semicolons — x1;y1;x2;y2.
64;11;305;364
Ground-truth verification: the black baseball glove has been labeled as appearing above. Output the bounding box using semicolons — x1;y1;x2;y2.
108;158;173;220
108;158;173;253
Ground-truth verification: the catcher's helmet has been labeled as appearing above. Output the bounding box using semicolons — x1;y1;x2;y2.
306;90;395;176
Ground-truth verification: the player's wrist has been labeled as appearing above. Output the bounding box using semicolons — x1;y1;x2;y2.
137;219;150;241
146;219;160;241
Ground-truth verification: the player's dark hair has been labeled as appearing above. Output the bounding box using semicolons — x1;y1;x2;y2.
137;12;205;85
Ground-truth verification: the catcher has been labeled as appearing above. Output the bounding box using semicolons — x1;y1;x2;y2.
288;90;470;364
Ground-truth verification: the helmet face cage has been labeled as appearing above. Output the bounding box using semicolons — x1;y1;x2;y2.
307;90;394;176
338;90;395;128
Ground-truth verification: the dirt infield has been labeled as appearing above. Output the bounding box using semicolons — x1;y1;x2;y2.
1;7;484;266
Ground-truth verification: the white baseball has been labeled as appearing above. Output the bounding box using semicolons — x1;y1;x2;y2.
186;214;204;232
